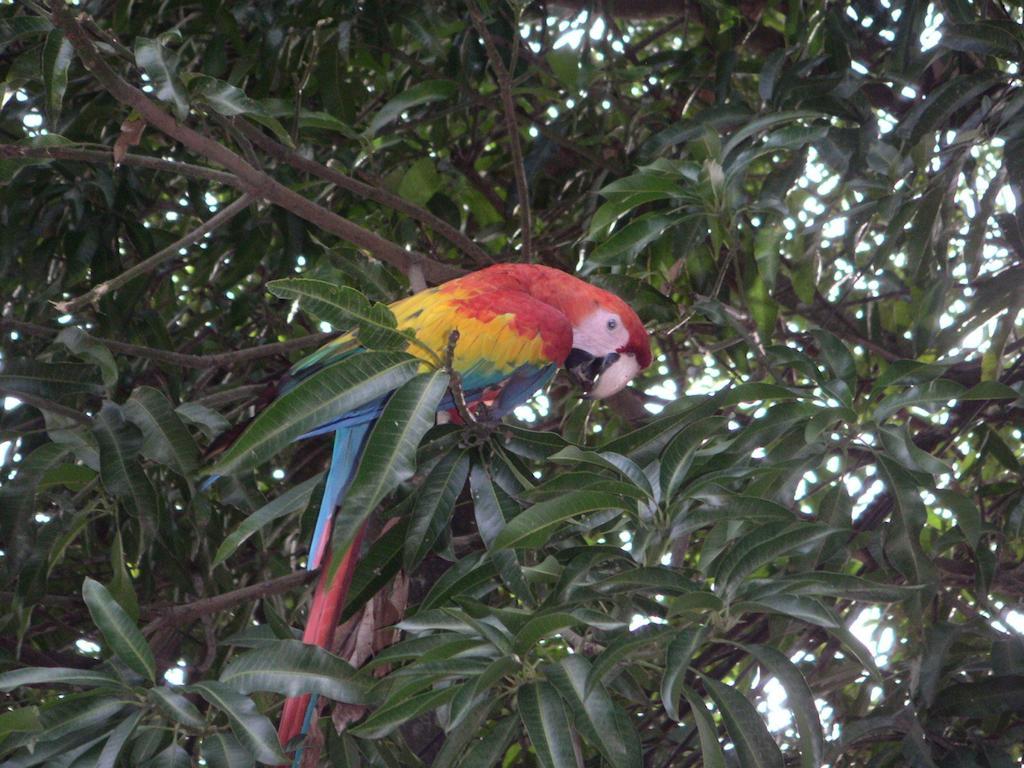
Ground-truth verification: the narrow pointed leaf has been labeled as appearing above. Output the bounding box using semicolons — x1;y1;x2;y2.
267;279;411;351
404;448;471;569
547;656;642;768
42;30;73;128
134;37;189;120
661;626;708;721
0;667;122;692
148;688;205;729
219;639;370;703
82;577;155;682
190;681;287;764
326;371;447;573
493;490;635;550
207;351;419;476
201;733;255;768
124;386;200;476
518;681;579;768
95;710;143;768
213;473;322;566
701;676;783;768
679;687;727;768
741;644;824;768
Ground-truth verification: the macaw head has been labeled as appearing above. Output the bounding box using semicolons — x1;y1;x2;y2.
537;277;651;400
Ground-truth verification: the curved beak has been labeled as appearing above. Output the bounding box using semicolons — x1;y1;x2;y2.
585;353;641;400
565;348;620;395
564;349;639;399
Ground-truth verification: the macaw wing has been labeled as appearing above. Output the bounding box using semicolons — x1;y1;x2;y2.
286;285;572;436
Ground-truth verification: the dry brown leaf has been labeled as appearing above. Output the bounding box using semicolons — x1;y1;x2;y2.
113;113;145;165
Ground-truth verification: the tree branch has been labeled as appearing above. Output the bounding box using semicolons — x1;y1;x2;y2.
234;118;493;266
0;144;237;186
0;385;92;425
142;570;317;635
1;319;333;370
467;2;534;261
55;193;255;314
48;3;462;284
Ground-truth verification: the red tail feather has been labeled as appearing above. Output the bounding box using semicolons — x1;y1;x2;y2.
277;523;369;762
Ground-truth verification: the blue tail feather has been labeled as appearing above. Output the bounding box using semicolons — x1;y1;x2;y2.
294;421;372;767
307;423;372;571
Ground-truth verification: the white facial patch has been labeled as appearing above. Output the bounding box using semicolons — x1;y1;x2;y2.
589;354;641;400
572;309;629;356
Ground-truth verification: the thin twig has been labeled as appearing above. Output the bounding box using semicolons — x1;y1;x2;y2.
443;329;476;425
55;193;255;314
0;386;92;425
234;119;492;266
142;570;317;635
467;1;534;261
0;144;237;185
1;319;333;370
49;4;461;284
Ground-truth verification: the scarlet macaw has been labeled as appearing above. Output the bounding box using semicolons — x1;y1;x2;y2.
257;263;651;756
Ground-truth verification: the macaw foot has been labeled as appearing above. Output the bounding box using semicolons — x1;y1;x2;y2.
458;402;501;447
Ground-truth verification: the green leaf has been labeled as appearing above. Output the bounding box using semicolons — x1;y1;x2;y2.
207;351;419;476
586;625;671;695
95;710;143;768
0;666;122;692
190;681;287;764
213;473;322;566
0;16;53;47
82;577;155;682
877;455;937;589
124;386;200;476
148;688;205;729
940;22;1023;59
457;714;518;768
898;73;1001;147
201;733;255;768
108;530;140;621
350;684;460;739
326;371;447;572
701;676;784;768
366;79;456;135
512;612;579;655
679;687;727;768
404;449;471;569
398;157;442;206
469;465;533;602
930;675;1024;717
0;706;41;742
588;213;676;266
93;402;158;522
146;742;191;768
661;626;707;721
547;656;642;768
219;639;371;703
722;110;823;159
267;278;414;352
741;644;823;768
518;681;579;768
134;37;189;120
711;523;838;596
42;30;73;129
660;417;724;499
55;328;117;388
189;75;268;117
0;360;103;398
493;489;635;550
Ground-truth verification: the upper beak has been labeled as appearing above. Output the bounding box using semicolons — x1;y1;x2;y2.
565;348;621;397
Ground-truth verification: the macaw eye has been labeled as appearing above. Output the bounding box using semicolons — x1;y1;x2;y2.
607;318;618;331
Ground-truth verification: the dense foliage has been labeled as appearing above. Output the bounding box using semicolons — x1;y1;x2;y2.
3;1;1024;766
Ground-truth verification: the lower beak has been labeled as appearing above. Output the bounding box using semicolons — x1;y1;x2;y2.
565;349;621;397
